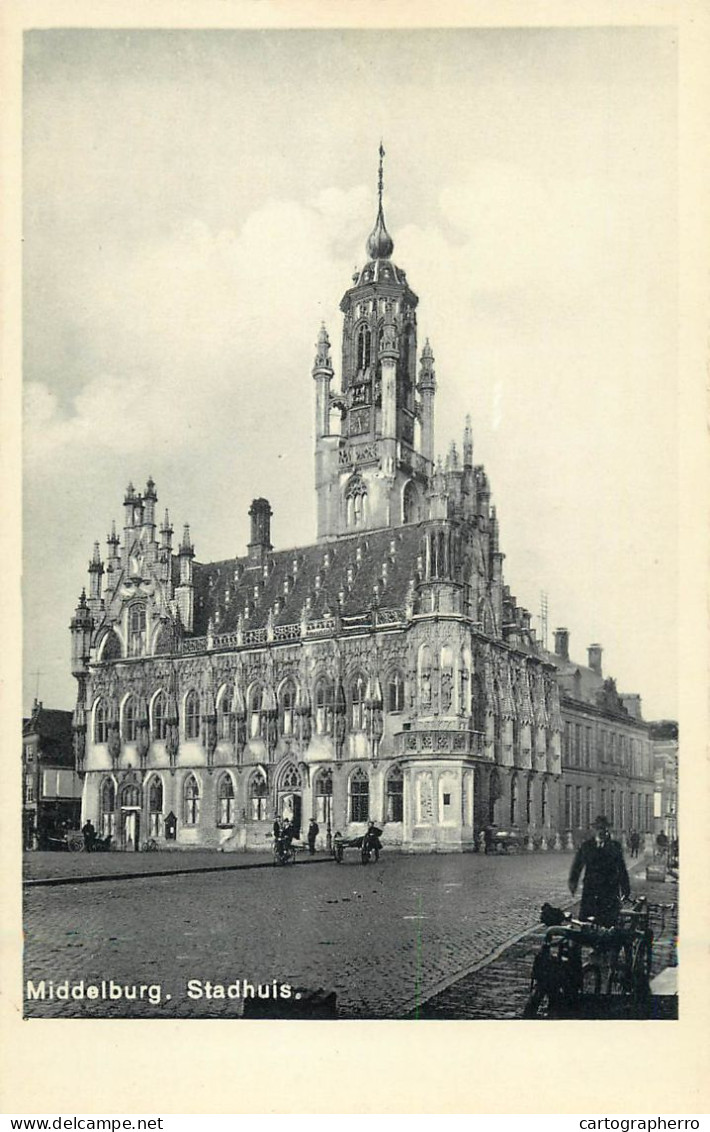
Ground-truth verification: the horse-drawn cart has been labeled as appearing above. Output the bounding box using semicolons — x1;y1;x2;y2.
332;831;380;865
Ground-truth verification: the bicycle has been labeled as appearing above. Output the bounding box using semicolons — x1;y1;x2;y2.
273;837;297;866
523;897;674;1018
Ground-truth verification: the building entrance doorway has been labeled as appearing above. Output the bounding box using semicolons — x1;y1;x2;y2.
121;808;140;851
278;792;302;840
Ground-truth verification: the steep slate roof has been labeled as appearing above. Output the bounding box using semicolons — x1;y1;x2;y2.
541;654;646;724
22;707;74;766
191;524;424;636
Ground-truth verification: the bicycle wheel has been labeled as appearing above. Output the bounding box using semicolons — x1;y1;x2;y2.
630;936;652;1002
581;961;602;997
605;946;632;996
522;980;549;1018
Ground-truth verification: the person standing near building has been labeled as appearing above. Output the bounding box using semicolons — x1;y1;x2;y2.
568;815;631;927
82;819;96;853
307;819;319;855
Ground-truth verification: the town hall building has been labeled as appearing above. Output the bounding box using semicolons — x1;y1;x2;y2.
70;154;654;854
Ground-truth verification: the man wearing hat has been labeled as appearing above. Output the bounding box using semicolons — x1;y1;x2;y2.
568;815;631;927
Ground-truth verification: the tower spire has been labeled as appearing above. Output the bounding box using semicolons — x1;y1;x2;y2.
366;142;394;261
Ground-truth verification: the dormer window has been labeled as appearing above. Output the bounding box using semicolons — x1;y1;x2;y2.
128;604;146;657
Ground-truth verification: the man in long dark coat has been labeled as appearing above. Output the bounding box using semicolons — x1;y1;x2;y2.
569;815;631;927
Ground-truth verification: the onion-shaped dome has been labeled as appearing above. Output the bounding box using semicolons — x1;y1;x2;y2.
366;203;394;261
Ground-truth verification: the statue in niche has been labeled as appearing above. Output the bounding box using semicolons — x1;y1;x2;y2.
420;669;432;711
440;670;453;713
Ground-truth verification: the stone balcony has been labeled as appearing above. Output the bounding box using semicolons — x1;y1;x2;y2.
394;727;491;760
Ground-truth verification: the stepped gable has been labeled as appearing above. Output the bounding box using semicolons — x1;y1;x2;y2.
190;525;423;636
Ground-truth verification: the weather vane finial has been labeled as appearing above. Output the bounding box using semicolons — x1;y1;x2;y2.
378;141;385;209
366;141;394;261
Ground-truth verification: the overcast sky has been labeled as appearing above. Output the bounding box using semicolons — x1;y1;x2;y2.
23;27;677;719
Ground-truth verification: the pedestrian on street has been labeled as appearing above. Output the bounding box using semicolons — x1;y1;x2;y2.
272;816;281;842
363;821;383;862
629;829;640;859
568;815;631;927
307;819;319;855
82;819;96;853
484;824;495;855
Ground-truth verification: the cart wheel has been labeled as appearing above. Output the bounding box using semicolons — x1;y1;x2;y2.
69;838;84;852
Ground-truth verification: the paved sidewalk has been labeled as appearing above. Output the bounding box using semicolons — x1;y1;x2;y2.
411;873;678;1020
23;848;308;884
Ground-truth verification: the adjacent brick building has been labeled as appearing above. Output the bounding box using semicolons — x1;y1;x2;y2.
546;630;656;849
22;702;82;848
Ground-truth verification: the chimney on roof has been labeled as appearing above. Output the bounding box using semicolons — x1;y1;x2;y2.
588;643;603;676
248;498;273;566
554;628;570;661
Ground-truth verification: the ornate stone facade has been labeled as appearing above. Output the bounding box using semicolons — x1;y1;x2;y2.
70;154;597;854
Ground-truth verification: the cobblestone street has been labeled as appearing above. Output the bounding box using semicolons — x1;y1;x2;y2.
23;850;663;1020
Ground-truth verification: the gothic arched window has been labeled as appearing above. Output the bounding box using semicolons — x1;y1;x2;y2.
249;685;263;739
350;673;367;731
280;680;296;737
388;670;405;714
122;783;140;808
217;773;235;826
314;768;333;826
128;603;146;658
345;476;368;529
418;645;432;711
510;775;519;826
353;492;366;526
184;774;200;826
249;771;267;821
100;630;121;662
100;778;115;839
94;698;109;744
152;692;167;741
217;689;231;741
488;769;500;824
440;646;454;713
386;765;404;822
148;776;163;836
356;324;372;372
472;673;486;733
123;695;138;743
184;690;200;740
315;678;334;736
349;768;369;823
459;649;471;719
402;481;418;524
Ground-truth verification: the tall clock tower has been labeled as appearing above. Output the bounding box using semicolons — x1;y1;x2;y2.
314;147;436;541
